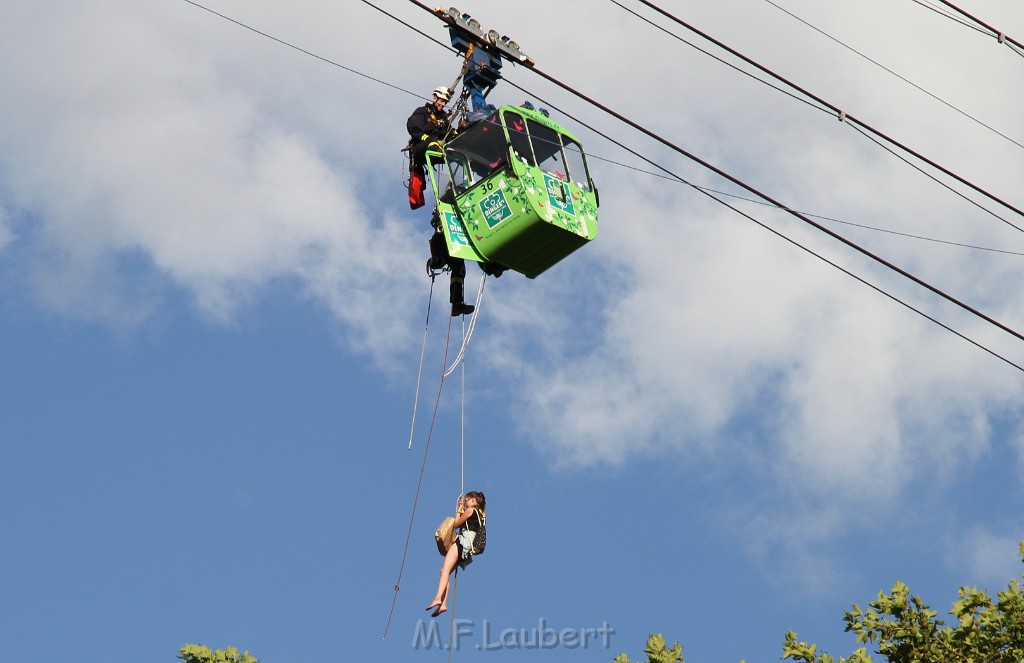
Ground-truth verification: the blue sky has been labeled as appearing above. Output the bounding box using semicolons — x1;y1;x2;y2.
2;1;1024;661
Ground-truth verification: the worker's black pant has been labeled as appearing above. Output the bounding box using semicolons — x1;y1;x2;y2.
429;226;467;306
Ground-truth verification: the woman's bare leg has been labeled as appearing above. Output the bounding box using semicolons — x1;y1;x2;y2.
427;544;460;614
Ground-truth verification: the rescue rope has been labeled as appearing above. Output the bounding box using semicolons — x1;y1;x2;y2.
382;308;456;640
447;568;460;662
446;473;463;659
460;331;465;499
443;320;467;660
385;273;483;640
408;273;437;449
443;274;486;378
446;348;467;660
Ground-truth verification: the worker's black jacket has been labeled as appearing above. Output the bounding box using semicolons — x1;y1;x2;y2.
407;103;450;146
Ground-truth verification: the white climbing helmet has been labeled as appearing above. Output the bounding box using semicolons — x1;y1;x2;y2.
433;86;452;102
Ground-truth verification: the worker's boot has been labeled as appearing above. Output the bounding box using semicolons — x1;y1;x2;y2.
450;281;475;317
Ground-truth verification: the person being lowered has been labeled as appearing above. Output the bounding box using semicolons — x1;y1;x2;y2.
407;86;475;317
426;491;486;617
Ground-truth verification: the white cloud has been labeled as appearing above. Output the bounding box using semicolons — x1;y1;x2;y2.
948;526;1024;589
2;0;1024;583
0;0;426;352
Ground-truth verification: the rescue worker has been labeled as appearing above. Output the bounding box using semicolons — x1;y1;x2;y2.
407;86;453;210
429;202;474;317
408;86;475;317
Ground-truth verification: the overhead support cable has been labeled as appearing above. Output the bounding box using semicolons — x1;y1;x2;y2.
607;0;831;117
611;0;1024;229
910;0;988;34
181;0;423;100
607;0;1022;232
927;0;1024;56
359;0;455;53
760;0;1024;150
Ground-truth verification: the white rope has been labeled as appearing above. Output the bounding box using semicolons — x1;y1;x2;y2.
452;370;465;662
447;299;473;659
446;569;460;661
408;276;437;450
460;332;465;499
443;273;487;378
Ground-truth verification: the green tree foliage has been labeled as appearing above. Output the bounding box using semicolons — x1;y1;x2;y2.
784;541;1024;663
618;542;1024;663
178;644;259;663
614;634;686;663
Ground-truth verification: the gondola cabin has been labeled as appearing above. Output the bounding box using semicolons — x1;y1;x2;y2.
425;105;599;279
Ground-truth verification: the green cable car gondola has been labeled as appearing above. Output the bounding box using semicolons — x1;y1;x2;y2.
425;105;599;279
